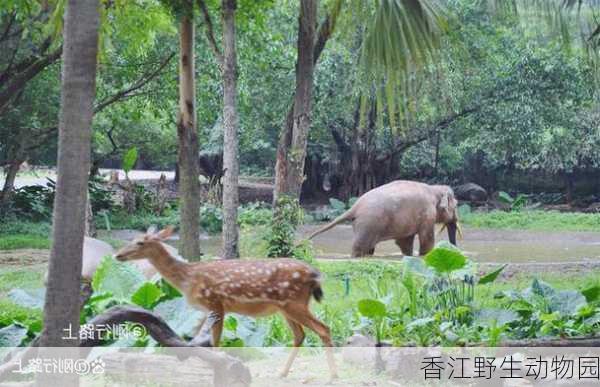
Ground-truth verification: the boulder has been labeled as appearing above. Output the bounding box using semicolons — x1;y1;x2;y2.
454;183;488;202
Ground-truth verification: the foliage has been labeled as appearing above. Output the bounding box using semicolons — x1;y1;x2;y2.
497;191;529;212
265;195;304;258
92;256;146;302
312;197;357;221
199;204;223;234
461;210;600;231
122;147;138;176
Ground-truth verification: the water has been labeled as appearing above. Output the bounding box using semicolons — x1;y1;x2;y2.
109;225;600;263
298;225;600;263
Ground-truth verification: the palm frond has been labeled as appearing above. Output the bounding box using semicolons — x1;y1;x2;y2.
356;0;446;133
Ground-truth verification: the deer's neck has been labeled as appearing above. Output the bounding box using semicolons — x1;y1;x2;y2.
147;246;192;293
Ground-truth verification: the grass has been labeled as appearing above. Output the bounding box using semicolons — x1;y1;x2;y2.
461;209;600;231
0;235;50;250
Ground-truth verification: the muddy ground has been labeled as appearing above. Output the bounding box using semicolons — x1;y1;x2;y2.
101;226;600;277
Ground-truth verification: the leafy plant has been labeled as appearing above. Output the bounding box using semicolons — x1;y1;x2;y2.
265;195;304;258
497;191;529;212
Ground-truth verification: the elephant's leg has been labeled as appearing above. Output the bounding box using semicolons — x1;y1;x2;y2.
395;235;415;256
351;231;377;258
418;226;435;256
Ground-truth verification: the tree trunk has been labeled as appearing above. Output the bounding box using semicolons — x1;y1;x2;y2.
40;0;100;346
221;0;240;259
0;158;23;208
273;0;317;202
177;16;201;260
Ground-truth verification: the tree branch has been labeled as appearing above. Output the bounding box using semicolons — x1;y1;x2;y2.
197;0;224;68
93;52;175;114
0;45;62;111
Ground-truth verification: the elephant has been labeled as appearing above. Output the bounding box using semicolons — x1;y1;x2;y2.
308;180;462;257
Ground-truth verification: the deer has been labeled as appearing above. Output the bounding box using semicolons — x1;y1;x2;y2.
114;226;338;380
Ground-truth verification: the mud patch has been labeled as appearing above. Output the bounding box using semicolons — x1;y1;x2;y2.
0;249;49;266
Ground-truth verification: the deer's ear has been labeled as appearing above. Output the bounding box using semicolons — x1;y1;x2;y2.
156;226;175;240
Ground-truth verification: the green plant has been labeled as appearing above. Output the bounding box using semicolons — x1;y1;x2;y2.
199;204;223;234
312;197;357;221
265;195;303;258
497;191;529;212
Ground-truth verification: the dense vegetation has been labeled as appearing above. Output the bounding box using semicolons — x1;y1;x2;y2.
2;0;600;358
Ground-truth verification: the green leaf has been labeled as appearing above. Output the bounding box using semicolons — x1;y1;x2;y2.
131;283;163;309
497;191;513;204
328;198;346;211
0;324;28;347
424;246;467;273
478;265;507;285
475;308;519;327
581;285;600;303
92;256;146;302
402;256;434;278
357;299;387;319
122;147;138;174
8;288;45;309
224;315;238;332
525;278;556;299
153;298;202;337
549;290;587;316
406;317;435;330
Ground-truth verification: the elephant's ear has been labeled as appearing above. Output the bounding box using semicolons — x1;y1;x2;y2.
438;192;450;212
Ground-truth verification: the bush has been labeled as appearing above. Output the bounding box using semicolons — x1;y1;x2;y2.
265;195;304;258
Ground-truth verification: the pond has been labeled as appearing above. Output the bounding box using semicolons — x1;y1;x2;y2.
109;225;600;264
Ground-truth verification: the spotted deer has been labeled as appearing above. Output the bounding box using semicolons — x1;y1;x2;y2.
115;226;338;379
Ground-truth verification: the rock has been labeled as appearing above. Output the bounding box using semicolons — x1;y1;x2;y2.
454;183;488;202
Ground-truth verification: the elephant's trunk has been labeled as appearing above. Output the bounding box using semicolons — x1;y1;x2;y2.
447;222;457;246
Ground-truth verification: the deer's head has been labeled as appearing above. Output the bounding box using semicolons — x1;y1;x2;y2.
115;226;174;261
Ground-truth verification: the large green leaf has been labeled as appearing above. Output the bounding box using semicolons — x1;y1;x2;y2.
131;282;163;309
328;198;346;211
523;278;556;300
92;256;146;301
0;324;28;347
582;285;600;303
474;308;519;327
478;265;507;285
8;288;45;310
357;299;387;319
549;290;587;316
424;246;467;273
153;298;202;337
122;147;138;174
402;256;434;278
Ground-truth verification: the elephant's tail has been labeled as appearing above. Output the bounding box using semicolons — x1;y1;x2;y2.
308;209;354;240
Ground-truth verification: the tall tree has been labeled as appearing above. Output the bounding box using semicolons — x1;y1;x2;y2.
40;0;100;346
273;0;443;204
177;4;201;260
221;0;240;258
273;0;318;202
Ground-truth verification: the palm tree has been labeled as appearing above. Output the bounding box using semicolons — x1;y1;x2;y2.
41;0;100;346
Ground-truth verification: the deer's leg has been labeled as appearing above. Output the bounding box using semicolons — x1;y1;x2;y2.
208;309;224;347
279;318;305;378
285;304;338;380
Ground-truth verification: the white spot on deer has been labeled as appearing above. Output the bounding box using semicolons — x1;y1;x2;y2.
281;281;290;288
292;272;301;279
203;289;211;297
